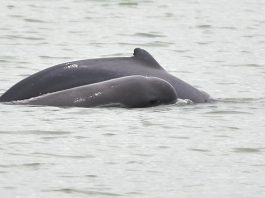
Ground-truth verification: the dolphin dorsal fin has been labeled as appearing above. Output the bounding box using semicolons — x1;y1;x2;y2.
133;48;163;69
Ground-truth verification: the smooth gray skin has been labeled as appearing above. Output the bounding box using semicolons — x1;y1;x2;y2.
13;76;178;108
0;48;211;103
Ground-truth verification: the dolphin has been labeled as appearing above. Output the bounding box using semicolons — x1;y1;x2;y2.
11;76;178;108
0;48;211;103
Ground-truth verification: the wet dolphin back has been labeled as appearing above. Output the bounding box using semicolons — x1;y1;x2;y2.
0;48;211;103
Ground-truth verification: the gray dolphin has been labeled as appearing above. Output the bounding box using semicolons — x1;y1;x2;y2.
0;48;211;103
12;76;177;108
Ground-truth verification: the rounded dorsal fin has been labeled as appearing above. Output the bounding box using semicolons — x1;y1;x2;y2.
133;48;163;69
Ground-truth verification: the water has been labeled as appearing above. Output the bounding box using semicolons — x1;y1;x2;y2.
1;0;265;197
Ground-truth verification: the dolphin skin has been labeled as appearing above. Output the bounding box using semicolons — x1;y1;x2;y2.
0;48;211;103
12;76;178;108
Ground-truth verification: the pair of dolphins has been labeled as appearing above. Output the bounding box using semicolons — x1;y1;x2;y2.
0;48;212;108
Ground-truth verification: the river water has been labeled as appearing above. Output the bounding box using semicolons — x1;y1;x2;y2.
0;0;265;197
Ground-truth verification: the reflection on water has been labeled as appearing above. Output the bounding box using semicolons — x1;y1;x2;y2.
1;0;265;197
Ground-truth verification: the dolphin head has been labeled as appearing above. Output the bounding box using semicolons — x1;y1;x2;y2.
120;76;177;108
145;77;177;107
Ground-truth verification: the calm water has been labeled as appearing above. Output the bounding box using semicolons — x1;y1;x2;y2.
1;0;265;197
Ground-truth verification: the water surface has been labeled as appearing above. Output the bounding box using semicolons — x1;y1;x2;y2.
1;0;265;197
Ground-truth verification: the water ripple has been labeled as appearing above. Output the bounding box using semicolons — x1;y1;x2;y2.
24;18;48;23
4;35;45;41
0;130;72;135
49;188;123;197
189;148;210;153
134;32;166;38
196;24;212;29
205;110;252;115
119;2;138;7
220;97;265;104
233;148;262;154
0;163;44;169
33;152;95;159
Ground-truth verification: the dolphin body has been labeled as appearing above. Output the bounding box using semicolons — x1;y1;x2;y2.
12;76;178;108
0;48;211;103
